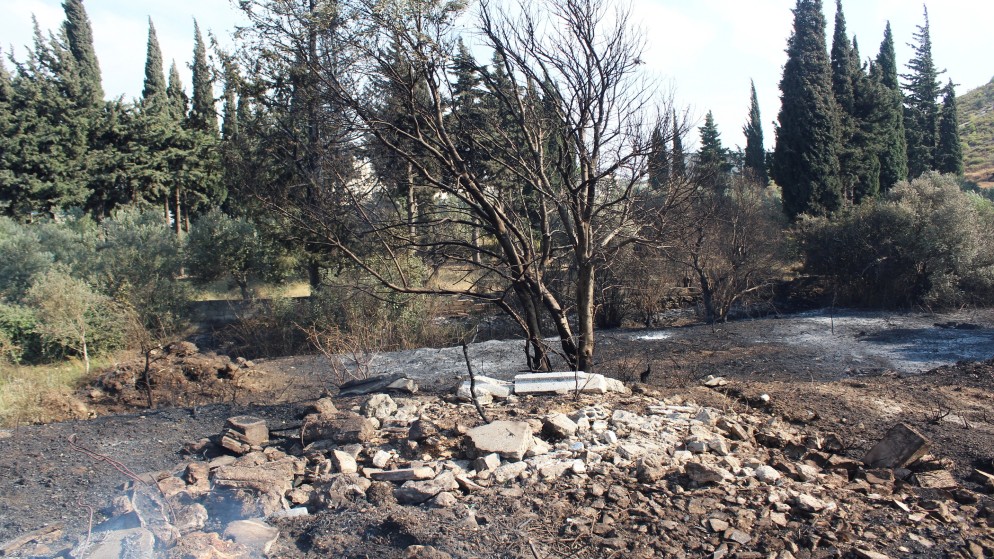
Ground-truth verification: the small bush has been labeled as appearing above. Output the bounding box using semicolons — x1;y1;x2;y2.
797;172;994;307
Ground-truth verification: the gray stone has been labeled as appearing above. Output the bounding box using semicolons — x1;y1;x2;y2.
395;471;458;504
793;493;827;513
369;467;436;482
685;462;725;484
302;413;377;444
457;376;512;401
85;528;155;559
408;419;438;441
492;461;529;483
371;449;392;469
223;519;280;556
225;416;269;446
472;453;502;472
338;374;417;396
754;465;782;484
636;456;667;484
726;529;752;545
514;371;610;395
361;394;398;420
466;420;534;461
542;413;579;439
863;423;930;469
431;491;458;508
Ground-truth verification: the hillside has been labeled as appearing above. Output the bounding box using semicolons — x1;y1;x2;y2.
960;76;994;187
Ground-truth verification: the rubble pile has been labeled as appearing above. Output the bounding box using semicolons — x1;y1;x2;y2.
44;377;994;559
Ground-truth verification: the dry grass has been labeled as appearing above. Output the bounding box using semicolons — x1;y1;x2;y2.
0;355;117;427
188;280;312;302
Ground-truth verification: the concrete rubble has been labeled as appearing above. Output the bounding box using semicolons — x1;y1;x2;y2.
70;382;994;559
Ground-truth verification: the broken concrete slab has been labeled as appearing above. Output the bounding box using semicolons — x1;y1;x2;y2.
302;413;377;444
456;376;512;402
514;371;609;395
542;413;579;440
225;416;269;447
466;420;533;461
863;423;930;469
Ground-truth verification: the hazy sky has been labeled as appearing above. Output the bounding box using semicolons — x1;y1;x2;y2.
2;0;992;150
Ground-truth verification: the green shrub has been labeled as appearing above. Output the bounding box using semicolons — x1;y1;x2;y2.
0;303;42;363
798;172;994;307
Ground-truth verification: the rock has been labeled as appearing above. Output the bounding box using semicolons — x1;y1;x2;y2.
685;462;725;484
431;491;458;508
330;450;358;474
361;394;398;420
408;419;438;441
716;418;751;441
695;408;716;425
320;474;371;507
636;456;667;484
754;465;782;484
709;518;730;532
166;531;251;559
171;503;208;534
863;423;930;469
395;471;458;504
456;376;512;401
702;375;728;387
369;467;436;482
371;450;392;469
726;529;752;545
310;397;339;416
492;461;529;484
543;413;579;439
472;453;502;472
338;374;418;396
82;528;155;559
854;549;891;559
225;416;269;446
168;341;198;356
527;437;551;457
223;519;280;556
466;420;534;461
915;470;958;489
302;413;377;444
403;545;453;559
793;493;827;514
971;469;994;491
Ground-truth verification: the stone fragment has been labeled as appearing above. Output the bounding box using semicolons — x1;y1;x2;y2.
82;528;155;559
225;415;269;446
709;518;730;532
863;423;930;469
702;375;728;387
319;474;371;507
330;450;358;474
171;503;208;534
685;462;725;484
726;529;752;545
161;531;251;559
372;450;392;469
361;394;398;420
754;465;782;484
527;437;551;457
915;470;958;489
338;374;417;396
457;376;512;401
793;493;827;514
466;420;534;461
403;545;453;559
302;413;377;444
369;467;436;482
223;519;280;556
716;418;751;441
854;549;891;559
472;453;502;473
971;469;994;491
636;456;667;484
395;471;458;504
311;397;338;416
431;491;458;508
513;371;612;395
542;413;579;440
492;461;529;483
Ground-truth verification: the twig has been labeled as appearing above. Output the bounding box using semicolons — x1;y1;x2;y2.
76;498;94;554
528;539;543;559
462;341;490;424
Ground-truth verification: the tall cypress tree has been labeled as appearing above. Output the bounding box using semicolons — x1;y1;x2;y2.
772;0;843;219
902;6;943;178
166;61;187;121
671;110;686;181
830;0;859;202
142;20;166;110
189;21;217;135
873;22;908;191
935;80;963;175
648;121;670;190
61;0;102;106
848;38;881;203
743;80;767;184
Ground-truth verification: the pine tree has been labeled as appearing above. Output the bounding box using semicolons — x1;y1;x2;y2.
142;20;167;111
648;121;670;190
902;6;943;178
696;111;729;190
671;110;686;180
772;0;843;219
935;80;963;175
743;80;767;184
61;0;102;106
873;22;908;191
221;59;239;142
189;21;217;135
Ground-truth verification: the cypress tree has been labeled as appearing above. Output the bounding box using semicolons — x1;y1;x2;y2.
935;80;963;175
830;0;860;202
743;80;767;184
189;21;217;135
142;20;167;110
671;110;686;181
872;22;908;191
902;6;943;178
772;0;843;219
648;121;670;191
848;38;881;203
61;0;102;105
221;60;239;142
696;111;729;190
166;61;187;121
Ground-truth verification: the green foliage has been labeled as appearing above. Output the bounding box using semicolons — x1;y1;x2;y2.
772;0;843;219
0;303;42;363
743;80;768;184
797;173;994;307
935;80;963;176
873;23;908;191
695;111;730;191
957;76;994;185
902;7;943;179
186;208;297;299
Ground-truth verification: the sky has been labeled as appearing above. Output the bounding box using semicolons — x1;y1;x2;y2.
2;0;993;150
